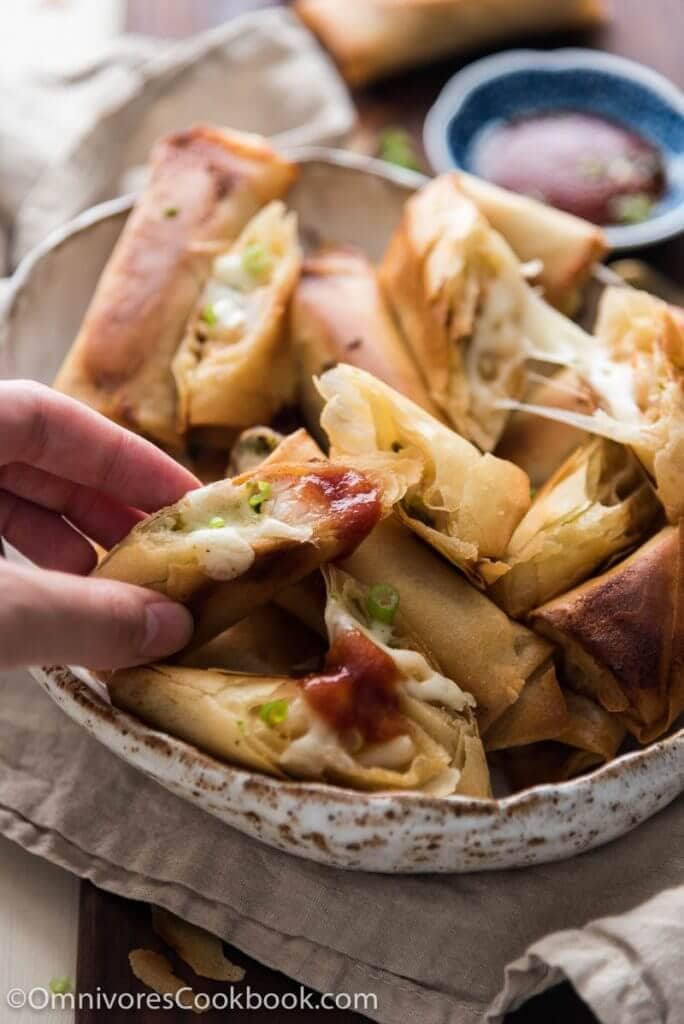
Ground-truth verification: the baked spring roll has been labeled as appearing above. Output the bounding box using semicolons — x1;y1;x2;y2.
96;461;384;649
291;246;440;434
108;565;491;796
318;363;530;585
507;287;684;521
379;174;594;451
453;172;607;314
343;518;554;733
481;663;568;752
295;0;606;87
531;525;684;743
55;125;297;448
228;426;323;477
490;439;662;619
173;202;301;434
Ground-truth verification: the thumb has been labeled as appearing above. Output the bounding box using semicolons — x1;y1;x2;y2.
0;559;194;670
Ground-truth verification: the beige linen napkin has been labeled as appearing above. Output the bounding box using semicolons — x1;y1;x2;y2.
0;6;355;274
1;671;683;1024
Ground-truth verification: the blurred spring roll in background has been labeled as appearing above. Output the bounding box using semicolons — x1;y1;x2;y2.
343;518;555;734
96;461;384;649
452;172;607;314
228;426;322;476
380;175;593;451
490;439;662;619
495;368;596;488
108;565;491;796
55;126;297;449
318;363;530;585
291;246;440;435
173;202;301;436
531;525;684;744
295;0;606;87
506;287;684;521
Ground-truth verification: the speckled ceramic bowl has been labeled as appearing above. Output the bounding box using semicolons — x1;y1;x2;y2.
3;150;684;872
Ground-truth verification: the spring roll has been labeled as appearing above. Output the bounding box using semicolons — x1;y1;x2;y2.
531;524;684;743
343;518;554;732
108;565;491;796
379;174;594;451
490;439;662;619
173;202;301;434
96;461;384;649
318;363;530;585
453;173;607;314
54;126;297;448
291;246;440;434
482;663;568;752
494;368;595;487
228;425;323;477
501;692;626;789
295;0;606;87
507;287;684;522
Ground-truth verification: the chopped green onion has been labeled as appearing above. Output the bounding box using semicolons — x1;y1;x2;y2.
366;583;400;625
248;480;272;512
611;192;655;225
242;243;273;280
530;486;537;500
49;978;72;995
259;699;289;727
201;303;218;326
377;128;422;172
209;515;225;529
164;206;179;218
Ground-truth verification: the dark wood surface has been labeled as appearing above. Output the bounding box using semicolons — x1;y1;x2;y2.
75;2;683;1021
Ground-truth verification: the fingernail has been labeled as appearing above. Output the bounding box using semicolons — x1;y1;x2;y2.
142;602;194;658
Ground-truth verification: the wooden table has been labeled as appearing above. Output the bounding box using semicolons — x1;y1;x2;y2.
2;2;682;1022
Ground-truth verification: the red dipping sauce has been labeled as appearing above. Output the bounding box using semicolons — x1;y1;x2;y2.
300;628;404;744
474;111;665;226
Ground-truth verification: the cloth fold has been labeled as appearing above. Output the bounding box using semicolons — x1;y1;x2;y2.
1;9;682;1023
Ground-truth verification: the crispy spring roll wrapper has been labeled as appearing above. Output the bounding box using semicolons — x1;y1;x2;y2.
295;0;605;87
482;663;568;752
342;518;553;732
490;439;662;619
96;461;384;649
495;368;596;487
318;364;530;585
379;175;594;451
173;202;301;434
54;126;297;448
507;287;684;521
228;425;323;477
531;525;684;743
500;692;626;789
291;246;440;434
453;173;606;314
108;565;491;796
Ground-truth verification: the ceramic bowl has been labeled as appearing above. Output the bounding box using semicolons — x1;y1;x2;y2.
424;48;684;250
2;149;684;873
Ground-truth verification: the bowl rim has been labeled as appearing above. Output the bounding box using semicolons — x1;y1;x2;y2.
423;47;684;252
4;145;683;837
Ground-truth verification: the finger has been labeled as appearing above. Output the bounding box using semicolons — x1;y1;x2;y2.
0;490;97;574
0;559;194;670
0;380;200;511
0;463;144;549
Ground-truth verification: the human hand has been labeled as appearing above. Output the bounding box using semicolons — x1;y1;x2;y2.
0;380;199;670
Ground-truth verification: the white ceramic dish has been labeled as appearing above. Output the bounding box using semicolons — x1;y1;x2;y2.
2;149;683;873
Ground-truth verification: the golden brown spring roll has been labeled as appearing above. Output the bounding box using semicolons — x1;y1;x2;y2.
379;174;593;451
108;565;491;796
96;461;384;649
318;363;530;585
531;524;684;743
495;368;596;487
295;0;606;87
173;202;301;434
291;246;440;434
343;518;553;733
55;125;297;448
490;439;662;619
501;692;626;789
453;172;607;314
482;663;568;752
